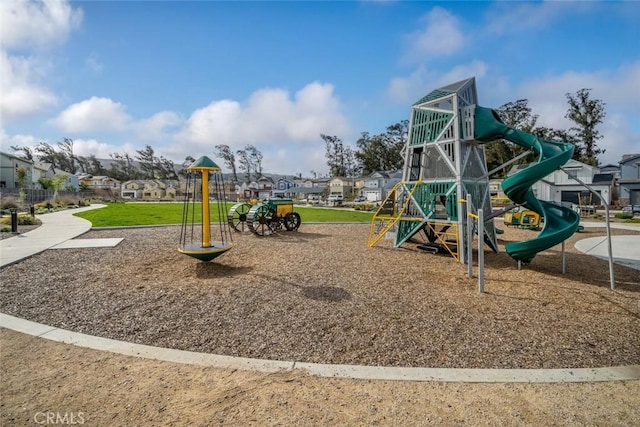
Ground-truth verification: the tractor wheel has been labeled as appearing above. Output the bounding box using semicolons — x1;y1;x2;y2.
247;204;276;236
284;212;301;231
227;203;252;232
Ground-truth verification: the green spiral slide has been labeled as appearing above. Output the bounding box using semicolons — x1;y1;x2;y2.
474;106;580;263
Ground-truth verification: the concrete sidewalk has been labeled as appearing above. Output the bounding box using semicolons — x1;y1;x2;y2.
577;222;640;270
0;204;107;268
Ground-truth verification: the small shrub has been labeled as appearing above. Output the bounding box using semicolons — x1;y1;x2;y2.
17;214;38;225
0;197;19;210
615;212;633;220
53;195;79;207
1;226;11;233
0;214;38;226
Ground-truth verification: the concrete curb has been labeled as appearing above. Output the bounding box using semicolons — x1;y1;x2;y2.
2;313;638;383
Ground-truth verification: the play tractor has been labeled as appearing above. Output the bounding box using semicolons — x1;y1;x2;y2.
227;197;301;236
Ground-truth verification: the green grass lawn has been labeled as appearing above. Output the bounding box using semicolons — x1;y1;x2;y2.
74;202;375;227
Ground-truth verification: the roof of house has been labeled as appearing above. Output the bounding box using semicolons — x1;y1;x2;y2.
592;173;614;184
599;163;620;170
620;153;640;164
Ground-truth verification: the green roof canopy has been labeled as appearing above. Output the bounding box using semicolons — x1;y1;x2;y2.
188;156;221;172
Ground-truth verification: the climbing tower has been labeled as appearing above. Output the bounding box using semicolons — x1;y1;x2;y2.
368;77;498;263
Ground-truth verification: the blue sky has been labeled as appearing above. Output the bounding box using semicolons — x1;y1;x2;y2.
2;0;639;176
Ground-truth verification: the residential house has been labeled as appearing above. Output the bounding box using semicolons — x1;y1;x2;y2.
293;178;328;201
599;164;621;180
143;180;175;200
489;179;508;200
49;170;79;191
121;180;145;199
0;151;33;189
33;163;55;188
328;177;357;199
618;153;640;205
272;177;298;198
360;171;402;202
79;175;121;193
237;176;275;201
509;159;614;206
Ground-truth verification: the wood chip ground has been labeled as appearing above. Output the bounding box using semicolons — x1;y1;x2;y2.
1;224;638;369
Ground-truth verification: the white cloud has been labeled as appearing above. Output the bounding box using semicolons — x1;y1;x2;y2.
386;60;488;104
484;1;595;35
174;82;350;164
71;138;137;160
49;97;131;133
402;7;465;64
0;0;82;124
165;82;351;175
134;111;183;142
0;0;83;50
507;62;640;165
0;128;40;152
0;50;57;123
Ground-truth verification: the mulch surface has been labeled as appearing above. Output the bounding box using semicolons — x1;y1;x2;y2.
1;223;638;369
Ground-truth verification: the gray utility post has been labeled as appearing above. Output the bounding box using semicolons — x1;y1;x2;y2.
560;167;615;290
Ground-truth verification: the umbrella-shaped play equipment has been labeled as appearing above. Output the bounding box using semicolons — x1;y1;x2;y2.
178;156;234;261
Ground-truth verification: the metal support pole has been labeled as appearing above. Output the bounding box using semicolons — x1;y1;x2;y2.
475;150;532;182
561;240;566;275
560;168;614;289
478;208;485;293
467;194;473;278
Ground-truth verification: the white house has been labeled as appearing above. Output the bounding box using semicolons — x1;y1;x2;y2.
510;159;614;206
618;153;640;205
361;171;402;202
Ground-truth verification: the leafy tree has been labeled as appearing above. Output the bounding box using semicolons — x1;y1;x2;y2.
87;154;106;175
178;156;196;178
236;148;252;183
565;88;606;166
354;120;407;175
108;152;140;181
16;166;27;201
135;145;158;178
30;139;77;173
246;145;263;180
159;156;178;180
10;145;34;161
51;174;69;198
483;99;541;176
234;145;264;182
322;134;354;177
56;138;77;173
214;145;238;182
76;156;90;174
38;177;53;190
34;142;62;171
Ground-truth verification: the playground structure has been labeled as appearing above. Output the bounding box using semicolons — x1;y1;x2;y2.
228;197;301;236
503;207;542;230
368;77;580;265
178;156;234;261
